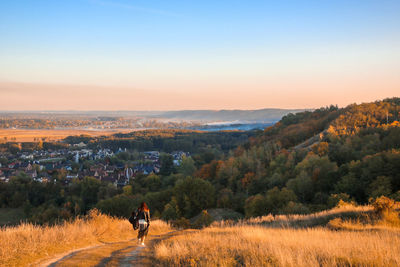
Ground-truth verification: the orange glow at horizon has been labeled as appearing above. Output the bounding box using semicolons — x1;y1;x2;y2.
0;76;398;110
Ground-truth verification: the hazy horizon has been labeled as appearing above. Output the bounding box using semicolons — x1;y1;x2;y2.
0;108;304;112
0;80;397;111
1;0;399;110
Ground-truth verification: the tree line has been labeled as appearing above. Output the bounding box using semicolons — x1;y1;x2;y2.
1;98;399;225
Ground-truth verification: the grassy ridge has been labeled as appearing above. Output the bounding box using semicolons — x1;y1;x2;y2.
155;203;400;266
0;209;171;267
1;203;399;266
156;226;400;266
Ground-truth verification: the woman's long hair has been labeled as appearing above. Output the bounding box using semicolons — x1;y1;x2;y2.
139;202;149;212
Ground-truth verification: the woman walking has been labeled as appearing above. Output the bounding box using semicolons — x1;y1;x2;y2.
135;202;150;246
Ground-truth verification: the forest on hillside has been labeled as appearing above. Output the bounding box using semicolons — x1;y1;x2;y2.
1;98;399;226
194;98;400;217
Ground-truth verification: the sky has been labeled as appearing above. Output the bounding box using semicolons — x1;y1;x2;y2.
0;0;399;110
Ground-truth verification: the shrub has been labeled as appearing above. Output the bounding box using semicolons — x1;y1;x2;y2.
327;193;353;208
172;217;191;229
282;201;310;214
371;196;397;215
370;196;400;226
192;210;213;229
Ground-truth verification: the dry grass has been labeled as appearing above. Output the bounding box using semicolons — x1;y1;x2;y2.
327;217;400;231
0;209;171;267
155;204;400;266
327;199;400;231
155;225;400;267
244;203;372;228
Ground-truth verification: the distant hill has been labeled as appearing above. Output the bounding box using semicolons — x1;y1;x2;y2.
0;109;308;129
151;108;307;123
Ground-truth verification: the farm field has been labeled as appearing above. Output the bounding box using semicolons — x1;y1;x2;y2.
0;129;135;142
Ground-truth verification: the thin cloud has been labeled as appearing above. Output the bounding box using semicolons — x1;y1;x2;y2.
88;0;182;18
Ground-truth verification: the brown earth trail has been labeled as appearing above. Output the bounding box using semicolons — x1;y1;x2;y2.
36;231;182;267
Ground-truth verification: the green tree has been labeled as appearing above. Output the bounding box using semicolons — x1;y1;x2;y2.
80;177;101;212
335;173;362;200
97;183;119;200
144;190;172;214
96;194;139;217
244;194;266;217
264;187;297;214
174;177;215;218
286;171;314;202
123;185;133;195
217;188;234;208
160;154;174;176
368;176;392;199
177;156;196;177
294;154;338;193
161;197;179;221
144;174;161;192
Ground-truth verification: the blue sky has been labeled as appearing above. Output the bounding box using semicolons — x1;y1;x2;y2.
2;1;399;54
0;0;399;110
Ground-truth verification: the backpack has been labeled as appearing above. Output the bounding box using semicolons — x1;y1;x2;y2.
128;213;139;230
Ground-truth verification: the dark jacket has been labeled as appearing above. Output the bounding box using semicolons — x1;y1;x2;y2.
136;209;150;225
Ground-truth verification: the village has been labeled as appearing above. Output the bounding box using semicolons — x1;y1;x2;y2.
0;142;189;188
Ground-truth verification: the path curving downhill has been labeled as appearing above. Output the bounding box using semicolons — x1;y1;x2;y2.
37;231;181;267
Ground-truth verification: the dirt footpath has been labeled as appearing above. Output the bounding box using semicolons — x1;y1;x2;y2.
37;231;182;267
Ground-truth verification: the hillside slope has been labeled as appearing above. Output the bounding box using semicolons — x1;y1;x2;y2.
195;98;400;217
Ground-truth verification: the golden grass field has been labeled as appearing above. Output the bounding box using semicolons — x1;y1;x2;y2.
0;209;171;267
1;202;399;267
0;129;134;142
155;203;400;267
155;225;400;266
